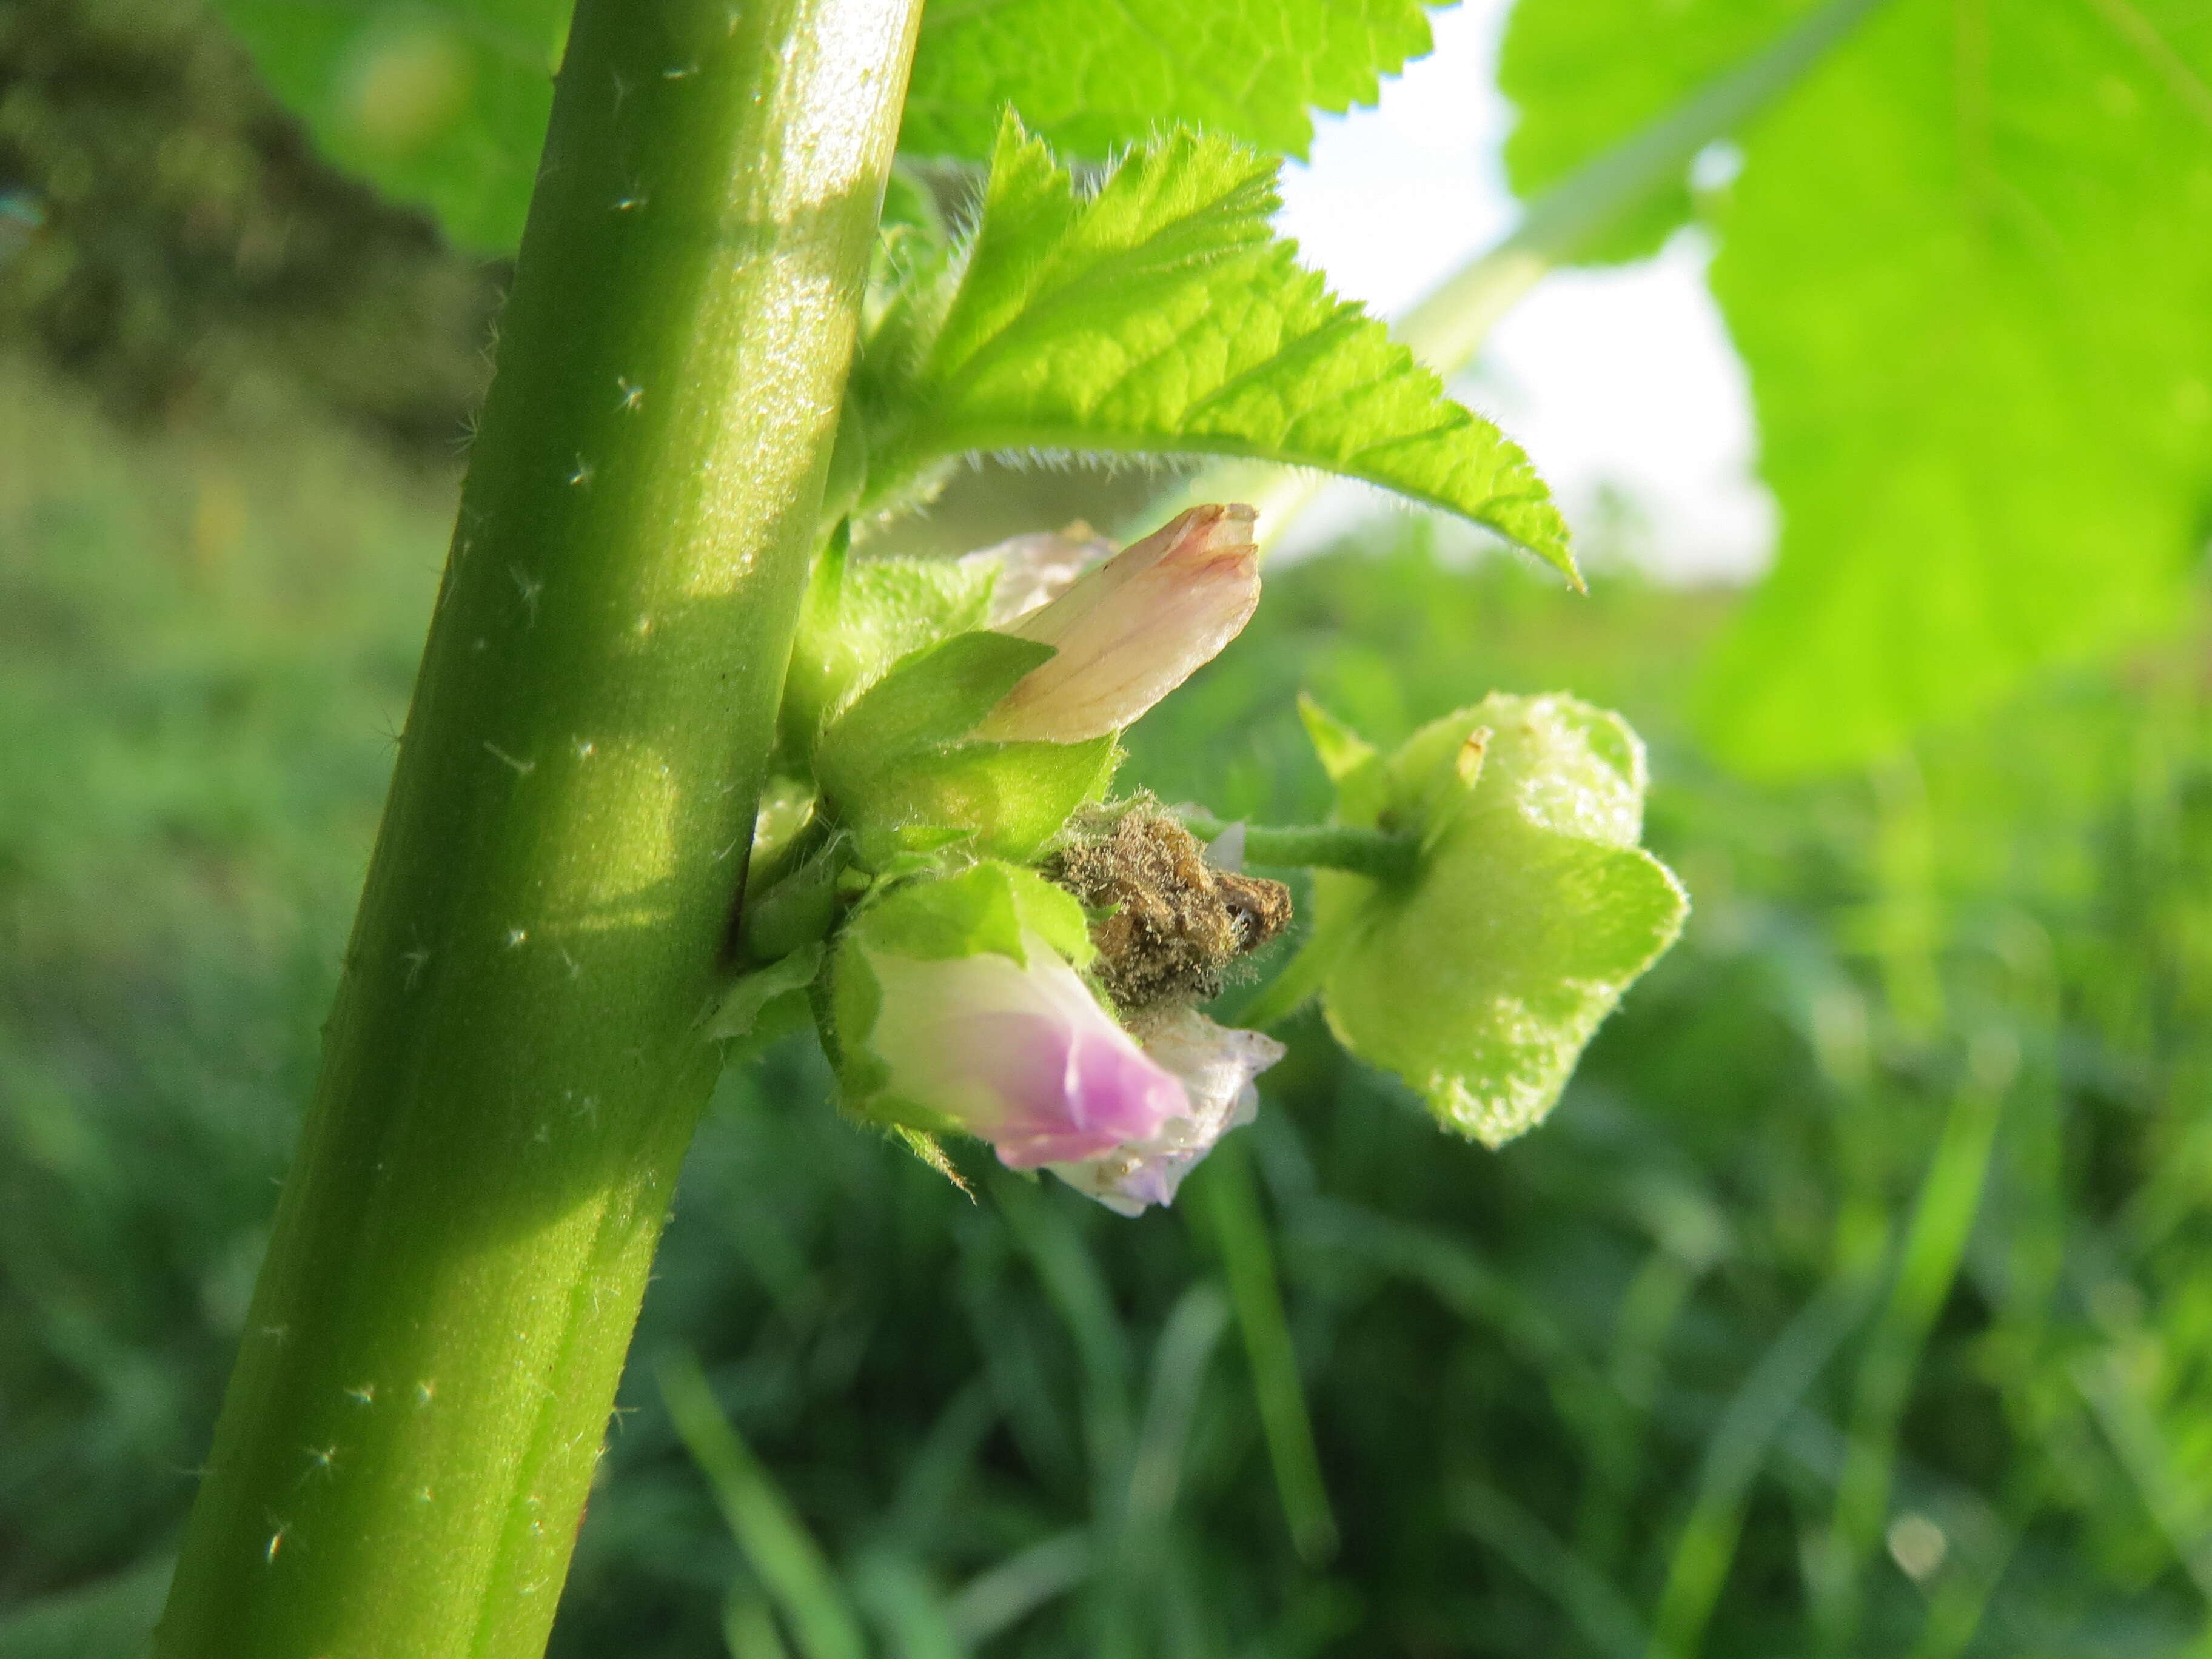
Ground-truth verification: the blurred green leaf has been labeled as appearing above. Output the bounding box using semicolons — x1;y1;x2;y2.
661;1352;867;1659
1193;1141;1338;1563
1502;0;2212;774
209;0;563;252
1499;0;1811;267
899;0;1439;162
858;122;1576;575
0;1558;170;1659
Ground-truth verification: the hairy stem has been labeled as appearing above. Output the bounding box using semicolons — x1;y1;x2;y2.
155;2;922;1654
1181;814;1419;882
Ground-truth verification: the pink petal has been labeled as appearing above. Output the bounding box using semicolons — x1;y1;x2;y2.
863;937;1185;1168
1048;1009;1286;1216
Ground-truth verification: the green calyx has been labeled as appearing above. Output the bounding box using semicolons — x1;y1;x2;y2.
774;537;1121;873
1275;692;1689;1148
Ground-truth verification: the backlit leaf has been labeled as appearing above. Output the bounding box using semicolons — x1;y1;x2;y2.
900;0;1440;161
211;0;562;252
1502;0;2212;773
857;122;1575;577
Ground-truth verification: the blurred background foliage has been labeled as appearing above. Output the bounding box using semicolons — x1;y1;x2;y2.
9;1;2212;1657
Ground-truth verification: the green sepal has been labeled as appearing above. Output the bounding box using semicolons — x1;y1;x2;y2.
706;943;826;1048
783;549;1002;756
1381;710;1491;858
846;857;1096;969
739;840;851;964
850;826;977;878
813;629;1113;862
842;735;1119;866
1298;693;1389;828
1307;695;1689;1148
746;774;821;891
817;632;1054;782
888;1125;972;1196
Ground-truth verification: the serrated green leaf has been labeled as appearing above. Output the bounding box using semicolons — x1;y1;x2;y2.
1315;695;1687;1147
857;123;1575;577
210;0;562;253
1503;0;2212;774
899;0;1439;163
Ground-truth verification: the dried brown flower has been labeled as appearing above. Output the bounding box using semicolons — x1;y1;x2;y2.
1048;803;1290;1011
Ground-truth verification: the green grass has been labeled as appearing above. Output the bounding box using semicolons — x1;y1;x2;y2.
7;357;2212;1657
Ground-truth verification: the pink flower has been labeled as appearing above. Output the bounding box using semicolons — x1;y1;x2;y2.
975;504;1262;744
863;934;1185;1168
1049;1008;1286;1216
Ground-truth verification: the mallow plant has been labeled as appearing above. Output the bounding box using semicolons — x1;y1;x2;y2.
156;3;1696;1655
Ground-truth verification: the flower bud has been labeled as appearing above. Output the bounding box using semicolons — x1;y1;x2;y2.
959;523;1111;626
1048;1007;1285;1215
859;931;1186;1168
975;504;1261;744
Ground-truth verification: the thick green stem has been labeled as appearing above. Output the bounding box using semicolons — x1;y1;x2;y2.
1181;814;1418;882
155;3;922;1655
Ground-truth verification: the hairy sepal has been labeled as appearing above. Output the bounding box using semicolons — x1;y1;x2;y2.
784;543;1002;756
813;629;1119;863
